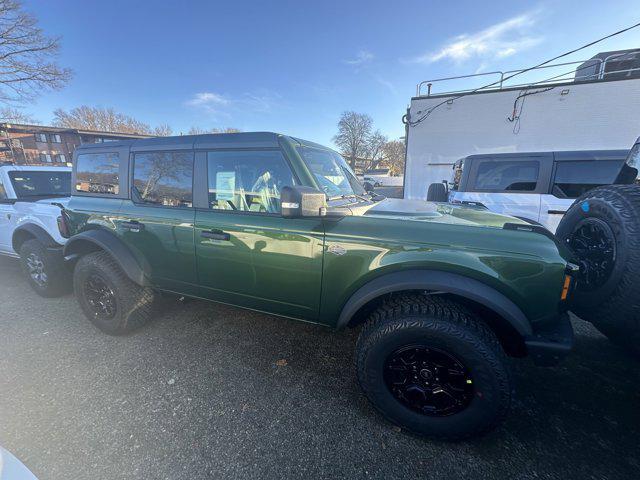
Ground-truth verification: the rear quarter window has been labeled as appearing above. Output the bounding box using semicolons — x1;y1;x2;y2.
75;152;120;194
552;160;622;198
132;151;193;207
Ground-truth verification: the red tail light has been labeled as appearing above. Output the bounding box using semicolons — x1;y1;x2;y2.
57;214;70;238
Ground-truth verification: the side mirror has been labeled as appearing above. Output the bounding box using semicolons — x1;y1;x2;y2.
281;186;327;218
363;182;374;193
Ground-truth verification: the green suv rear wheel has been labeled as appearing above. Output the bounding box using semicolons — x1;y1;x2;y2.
356;294;512;440
73;251;156;335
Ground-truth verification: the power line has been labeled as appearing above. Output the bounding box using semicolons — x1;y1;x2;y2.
405;20;640;127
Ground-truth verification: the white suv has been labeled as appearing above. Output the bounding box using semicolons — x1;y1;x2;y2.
0;164;71;296
438;147;638;232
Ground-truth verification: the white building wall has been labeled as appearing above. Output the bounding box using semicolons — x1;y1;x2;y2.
404;79;640;199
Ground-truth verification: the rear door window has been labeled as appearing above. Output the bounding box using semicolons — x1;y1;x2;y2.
473;160;539;192
552;160;621;198
76;152;120;194
132;151;194;207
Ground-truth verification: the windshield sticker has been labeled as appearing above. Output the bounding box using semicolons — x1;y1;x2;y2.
216;171;236;201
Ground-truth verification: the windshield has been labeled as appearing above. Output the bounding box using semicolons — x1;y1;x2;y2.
9;170;71;198
297;147;365;198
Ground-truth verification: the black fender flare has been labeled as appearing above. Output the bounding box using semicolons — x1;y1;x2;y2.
335;270;532;336
63;229;150;286
12;224;61;252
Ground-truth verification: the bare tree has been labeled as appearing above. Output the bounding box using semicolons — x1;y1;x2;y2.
365;130;388;171
332;111;372;169
0;106;36;123
381;139;405;175
152;123;173;136
188;126;241;135
0;0;71;104
52;106;151;134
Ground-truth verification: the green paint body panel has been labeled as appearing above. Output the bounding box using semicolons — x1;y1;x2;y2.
65;133;572;334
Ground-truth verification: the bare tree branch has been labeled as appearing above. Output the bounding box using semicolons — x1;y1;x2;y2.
0;105;36;122
188;126;242;135
52;105;152;134
380;140;405;176
0;0;72;104
332;111;373;170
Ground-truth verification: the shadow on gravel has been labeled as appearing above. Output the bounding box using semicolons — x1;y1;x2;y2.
0;256;638;480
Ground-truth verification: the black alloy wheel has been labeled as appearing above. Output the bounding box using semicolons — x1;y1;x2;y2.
384;345;473;417
566;217;616;292
83;273;117;319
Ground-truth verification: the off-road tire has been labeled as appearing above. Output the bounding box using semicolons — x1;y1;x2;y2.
427;182;448;202
556;185;640;355
19;239;70;297
356;294;512;440
73;251;155;335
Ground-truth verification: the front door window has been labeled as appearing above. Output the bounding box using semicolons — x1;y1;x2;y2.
206;150;295;213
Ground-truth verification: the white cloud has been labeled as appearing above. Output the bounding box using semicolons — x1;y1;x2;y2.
186;92;229;108
375;76;398;95
344;50;374;66
185;90;282;118
407;11;542;64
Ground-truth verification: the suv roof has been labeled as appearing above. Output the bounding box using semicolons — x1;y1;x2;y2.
463;149;629;161
74;132;334;152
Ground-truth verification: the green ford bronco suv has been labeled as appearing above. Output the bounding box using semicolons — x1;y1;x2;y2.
62;132;576;440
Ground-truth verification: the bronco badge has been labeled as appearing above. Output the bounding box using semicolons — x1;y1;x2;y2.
328;244;347;256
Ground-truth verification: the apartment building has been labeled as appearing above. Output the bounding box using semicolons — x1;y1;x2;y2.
0;123;152;165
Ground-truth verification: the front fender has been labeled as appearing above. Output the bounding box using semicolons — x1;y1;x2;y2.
334;269;532;336
63;229;150;286
12;223;61;252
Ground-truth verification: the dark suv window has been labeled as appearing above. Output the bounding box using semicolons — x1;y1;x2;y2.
473;160;539;192
206;150;295;213
133;151;193;207
552;160;622;198
76;152;120;194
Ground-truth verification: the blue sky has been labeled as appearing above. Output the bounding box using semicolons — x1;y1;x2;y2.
21;0;640;147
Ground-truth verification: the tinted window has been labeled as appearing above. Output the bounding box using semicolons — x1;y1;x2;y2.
553;160;622;198
474;160;539;191
133;151;193;207
0;178;6;199
207;150;295;213
9;171;71;198
76;152;120;194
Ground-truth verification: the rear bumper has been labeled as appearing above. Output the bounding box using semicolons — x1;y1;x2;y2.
524;313;574;366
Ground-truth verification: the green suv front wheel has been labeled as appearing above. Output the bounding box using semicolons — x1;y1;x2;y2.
356;295;513;440
73;251;156;335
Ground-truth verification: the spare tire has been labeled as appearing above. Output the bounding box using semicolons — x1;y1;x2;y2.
556;185;640;355
427;182;448;202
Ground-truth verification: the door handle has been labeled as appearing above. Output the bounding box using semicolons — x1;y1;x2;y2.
122;221;145;232
201;229;230;241
547;210;567;215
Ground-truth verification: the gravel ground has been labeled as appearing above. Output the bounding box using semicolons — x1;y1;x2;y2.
0;256;638;480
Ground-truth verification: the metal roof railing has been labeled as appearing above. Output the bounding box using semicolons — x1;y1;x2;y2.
416;53;640;97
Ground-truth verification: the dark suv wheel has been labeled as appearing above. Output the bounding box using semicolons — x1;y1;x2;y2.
356;294;512;440
73;251;156;335
19;239;70;297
